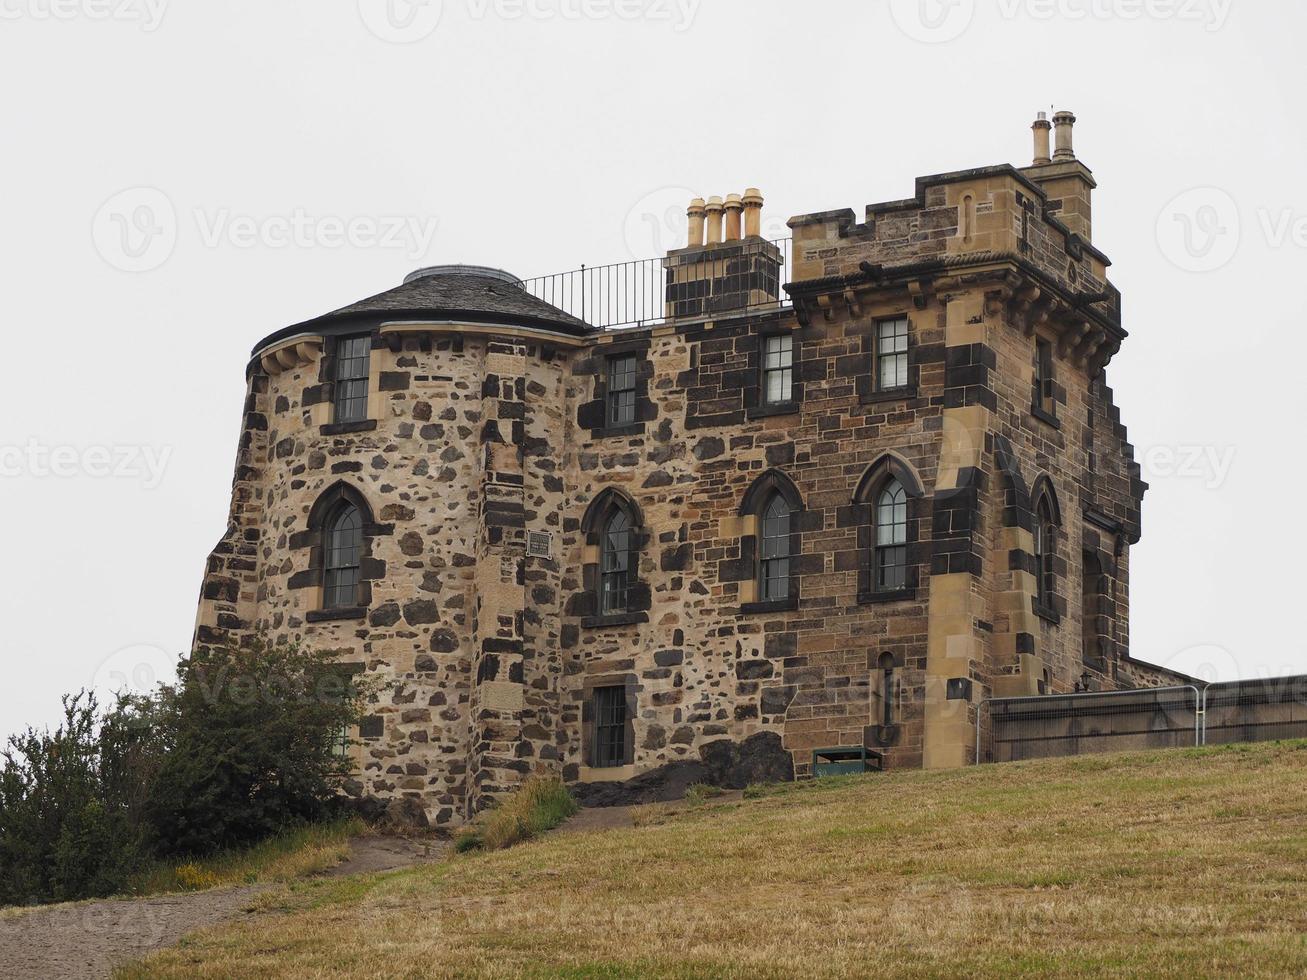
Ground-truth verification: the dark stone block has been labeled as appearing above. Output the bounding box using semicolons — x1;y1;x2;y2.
735;660;775;680
403;599;440;625
369;602;402;628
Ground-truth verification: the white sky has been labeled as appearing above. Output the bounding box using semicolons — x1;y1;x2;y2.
2;1;1303;739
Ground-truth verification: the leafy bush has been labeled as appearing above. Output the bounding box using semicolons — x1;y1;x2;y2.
458;776;578;853
0;694;151;905
146;637;375;857
0;636;376;905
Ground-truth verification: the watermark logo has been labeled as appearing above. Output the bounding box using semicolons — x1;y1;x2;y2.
0;0;169;32
888;0;976;43
192;208;440;258
466;0;701;31
1139;444;1236;490
358;0;444;42
93;187;441;272
1156;187;1241;272
623;186;696;259
995;0;1233;30
90;643;177;706
0;441;173;489
92;187;177;273
888;0;1232;42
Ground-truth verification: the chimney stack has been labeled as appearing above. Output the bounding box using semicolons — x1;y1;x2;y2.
1022;109;1095;241
1053;110;1077;161
705;196;725;246
724;193;744;241
687;198;706;248
1032;111;1052;166
743;188;764;238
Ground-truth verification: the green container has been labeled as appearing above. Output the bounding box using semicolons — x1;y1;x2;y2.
812;747;869;777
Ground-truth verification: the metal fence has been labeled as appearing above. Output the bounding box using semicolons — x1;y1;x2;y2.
520;238;794;331
977;676;1307;765
1202;676;1307;745
978;686;1201;764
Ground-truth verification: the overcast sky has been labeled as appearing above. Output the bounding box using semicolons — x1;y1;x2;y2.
1;1;1302;739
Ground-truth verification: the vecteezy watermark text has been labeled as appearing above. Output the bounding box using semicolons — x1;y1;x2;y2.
0;0;168;31
357;0;700;43
888;0;1232;44
92;187;441;273
0;441;173;489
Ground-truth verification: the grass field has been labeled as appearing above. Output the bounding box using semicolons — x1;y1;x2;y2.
123;742;1307;978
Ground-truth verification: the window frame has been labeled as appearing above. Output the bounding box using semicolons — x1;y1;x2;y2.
761;333;795;407
1033;491;1060;622
873;479;909;593
606;353;638;428
875;316;911;392
332;334;372;425
591;685;628;769
879;653;897;729
322;502;363;610
759;492;793;603
1032;337;1058;424
599;509;633;615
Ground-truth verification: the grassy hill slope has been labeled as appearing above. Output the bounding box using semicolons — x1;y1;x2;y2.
124;742;1307;978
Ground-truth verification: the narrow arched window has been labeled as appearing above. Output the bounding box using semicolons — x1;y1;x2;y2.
600;510;632;615
759;493;792;601
1034;495;1056;610
323;503;362;609
879;653;896;728
874;480;908;592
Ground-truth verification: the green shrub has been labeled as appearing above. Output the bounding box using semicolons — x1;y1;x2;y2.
466;776;579;853
146;637;376;857
0;695;152;905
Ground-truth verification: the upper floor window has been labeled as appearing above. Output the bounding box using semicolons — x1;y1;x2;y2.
600;510;633;615
1033;338;1056;419
334;335;371;424
762;334;794;405
607;354;638;427
760;493;793;602
875;480;909;592
323;502;362;609
592;685;627;769
877;317;909;391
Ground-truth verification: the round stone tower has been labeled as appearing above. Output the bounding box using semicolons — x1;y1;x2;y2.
194;265;588;827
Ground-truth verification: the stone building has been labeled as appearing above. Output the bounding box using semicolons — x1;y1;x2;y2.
195;111;1184;827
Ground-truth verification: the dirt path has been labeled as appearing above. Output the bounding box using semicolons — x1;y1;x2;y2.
0;836;447;980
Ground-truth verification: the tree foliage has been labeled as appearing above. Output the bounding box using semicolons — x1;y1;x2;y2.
0;637;373;905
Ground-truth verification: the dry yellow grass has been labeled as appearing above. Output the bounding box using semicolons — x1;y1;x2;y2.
122;743;1307;978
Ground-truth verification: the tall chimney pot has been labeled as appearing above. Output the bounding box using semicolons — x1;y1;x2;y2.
1032;111;1052;166
687;198;706;248
742;188;764;238
1052;110;1077;161
705;196;725;246
724;194;744;241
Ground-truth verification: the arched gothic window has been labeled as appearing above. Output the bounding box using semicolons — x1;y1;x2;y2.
875;480;908;592
580;489;648;626
600;509;633;614
323;503;363;609
853;454;925;600
1034;492;1057;611
760;493;793;602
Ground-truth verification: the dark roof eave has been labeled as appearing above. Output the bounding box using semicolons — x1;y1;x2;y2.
252;306;592;356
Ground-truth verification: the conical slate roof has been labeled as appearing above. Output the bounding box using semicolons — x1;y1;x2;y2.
255;265;589;354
